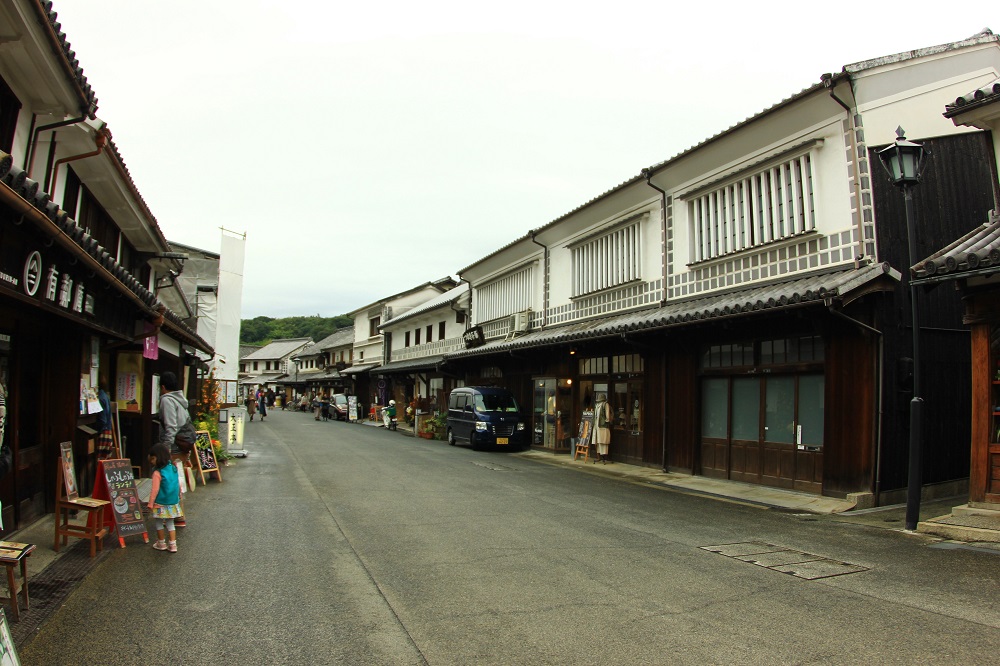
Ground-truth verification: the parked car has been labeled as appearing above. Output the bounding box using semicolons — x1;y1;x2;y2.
447;386;527;450
330;393;349;420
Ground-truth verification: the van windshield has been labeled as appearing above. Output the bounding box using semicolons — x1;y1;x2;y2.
474;393;520;413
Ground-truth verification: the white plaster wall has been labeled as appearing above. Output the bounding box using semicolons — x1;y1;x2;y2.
854;45;1000;145
545;201;659;311
669;109;854;283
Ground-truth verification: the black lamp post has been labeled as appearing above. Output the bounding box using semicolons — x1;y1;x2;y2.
878;126;930;531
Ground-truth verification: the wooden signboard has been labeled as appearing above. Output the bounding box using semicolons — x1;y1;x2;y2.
92;459;149;548
574;409;595;462
194;431;222;483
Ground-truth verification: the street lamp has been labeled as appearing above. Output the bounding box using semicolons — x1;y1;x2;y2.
878;126;930;531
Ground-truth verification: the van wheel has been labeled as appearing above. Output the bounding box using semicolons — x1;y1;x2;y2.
447;429;456;446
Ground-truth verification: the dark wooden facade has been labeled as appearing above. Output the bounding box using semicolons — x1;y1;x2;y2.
959;289;1000;505
870;132;997;494
0;189;196;535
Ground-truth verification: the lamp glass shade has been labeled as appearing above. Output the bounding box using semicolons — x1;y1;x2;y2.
878;136;927;186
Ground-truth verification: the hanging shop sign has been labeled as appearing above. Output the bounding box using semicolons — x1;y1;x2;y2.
463;326;485;349
0;246;98;320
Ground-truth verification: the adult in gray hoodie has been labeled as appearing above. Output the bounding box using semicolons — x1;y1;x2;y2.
159;371;191;450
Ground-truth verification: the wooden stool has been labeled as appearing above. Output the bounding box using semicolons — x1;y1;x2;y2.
54;497;110;558
0;542;35;622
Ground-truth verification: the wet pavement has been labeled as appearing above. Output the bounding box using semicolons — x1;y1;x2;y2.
4;418;999;655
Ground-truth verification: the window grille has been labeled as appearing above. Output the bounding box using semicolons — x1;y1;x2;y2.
476;266;532;323
571;221;641;297
690;153;815;262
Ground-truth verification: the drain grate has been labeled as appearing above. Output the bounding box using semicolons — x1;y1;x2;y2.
700;541;869;580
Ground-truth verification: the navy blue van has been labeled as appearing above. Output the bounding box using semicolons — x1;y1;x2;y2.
446;387;527;450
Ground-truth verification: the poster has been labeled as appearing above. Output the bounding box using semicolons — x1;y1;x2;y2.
225;380;238;405
151;374;160;415
59;441;79;501
348;395;358;422
116;351;143;412
579;409;594;446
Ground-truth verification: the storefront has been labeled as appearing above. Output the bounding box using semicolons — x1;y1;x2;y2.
698;336;825;493
0;171;211;534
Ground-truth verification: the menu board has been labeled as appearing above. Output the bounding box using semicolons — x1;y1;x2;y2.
101;459;146;537
195;431;220;476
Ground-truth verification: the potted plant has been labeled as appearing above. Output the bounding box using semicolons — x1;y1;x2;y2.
420;412;448;440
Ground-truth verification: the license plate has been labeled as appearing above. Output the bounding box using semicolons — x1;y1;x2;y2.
496;438;509;445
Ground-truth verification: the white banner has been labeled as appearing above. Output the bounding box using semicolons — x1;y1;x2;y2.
215;231;246;383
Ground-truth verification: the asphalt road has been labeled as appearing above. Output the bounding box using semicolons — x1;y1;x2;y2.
19;410;1000;665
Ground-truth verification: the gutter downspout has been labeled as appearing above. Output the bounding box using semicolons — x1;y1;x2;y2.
24;113;88;173
529;231;549;329
824;75;867;266
641;168;669;306
827;305;885;505
453;277;472;333
48;126;111;195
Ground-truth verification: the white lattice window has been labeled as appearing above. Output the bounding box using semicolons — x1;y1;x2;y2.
476;266;532;323
571;220;641;297
690;152;815;262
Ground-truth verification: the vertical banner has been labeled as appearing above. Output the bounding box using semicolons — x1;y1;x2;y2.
216;231;246;385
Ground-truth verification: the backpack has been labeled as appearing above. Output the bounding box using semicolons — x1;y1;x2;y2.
175;418;197;452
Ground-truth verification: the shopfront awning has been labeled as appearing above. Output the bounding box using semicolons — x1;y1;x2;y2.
448;262;900;359
239;373;285;386
376;355;446;374
340;363;380;375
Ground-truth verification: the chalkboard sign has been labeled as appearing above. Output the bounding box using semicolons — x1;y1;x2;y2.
194;430;222;482
574;409;595;461
100;459;147;538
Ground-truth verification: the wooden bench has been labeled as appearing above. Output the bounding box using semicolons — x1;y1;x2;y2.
0;542;35;622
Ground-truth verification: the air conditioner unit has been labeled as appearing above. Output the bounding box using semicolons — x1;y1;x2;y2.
510;310;531;334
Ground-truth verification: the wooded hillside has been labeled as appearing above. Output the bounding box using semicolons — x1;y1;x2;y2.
240;315;353;345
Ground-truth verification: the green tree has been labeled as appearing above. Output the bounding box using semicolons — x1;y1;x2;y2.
239;314;353;345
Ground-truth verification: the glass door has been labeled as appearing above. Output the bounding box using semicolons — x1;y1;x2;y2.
533;378;573;449
611;379;643;463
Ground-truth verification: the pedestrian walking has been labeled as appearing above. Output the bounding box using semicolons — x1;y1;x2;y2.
246;392;257;420
258;389;267;422
147;443;183;553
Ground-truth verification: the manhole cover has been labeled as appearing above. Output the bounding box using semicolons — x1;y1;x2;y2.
701;541;869;580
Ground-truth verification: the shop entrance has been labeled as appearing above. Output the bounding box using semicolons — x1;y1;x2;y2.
532;378;572;450
0;324;46;532
611;379;643;464
701;373;824;492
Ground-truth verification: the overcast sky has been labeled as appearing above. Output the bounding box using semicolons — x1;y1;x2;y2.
50;2;995;318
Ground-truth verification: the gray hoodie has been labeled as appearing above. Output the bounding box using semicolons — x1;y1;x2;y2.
159;390;191;446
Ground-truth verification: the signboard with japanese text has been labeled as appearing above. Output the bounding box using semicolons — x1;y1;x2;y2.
100;459;147;537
